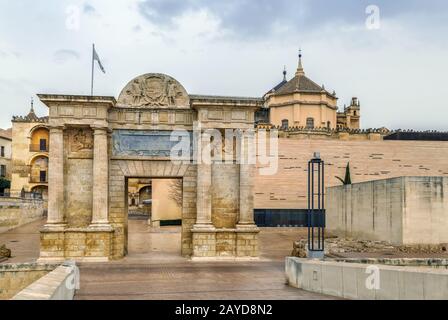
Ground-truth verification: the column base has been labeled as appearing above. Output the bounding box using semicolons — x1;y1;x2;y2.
236;227;259;258
42;223;67;232
88;223;114;232
192;224;216;231
236;224;259;232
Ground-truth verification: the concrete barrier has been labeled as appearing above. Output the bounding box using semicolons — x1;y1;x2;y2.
11;262;78;300
286;257;448;300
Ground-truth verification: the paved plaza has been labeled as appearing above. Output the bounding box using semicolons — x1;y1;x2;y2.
0;218;335;300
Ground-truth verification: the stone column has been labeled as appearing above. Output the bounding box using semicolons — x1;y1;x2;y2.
90;126;111;229
194;131;214;228
45;126;66;230
237;131;257;227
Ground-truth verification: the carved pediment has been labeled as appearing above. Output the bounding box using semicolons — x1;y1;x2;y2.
117;73;190;109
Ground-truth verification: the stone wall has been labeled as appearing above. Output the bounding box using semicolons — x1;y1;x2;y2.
0;263;57;300
211;164;239;228
254;138;448;209
0;197;45;233
66;158;93;228
151;179;182;225
326;177;448;245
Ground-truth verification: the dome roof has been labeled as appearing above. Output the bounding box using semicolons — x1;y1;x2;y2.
273;73;326;95
268;52;336;98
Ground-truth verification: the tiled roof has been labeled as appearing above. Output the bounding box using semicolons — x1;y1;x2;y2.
273;74;326;95
0;128;12;140
266;79;288;95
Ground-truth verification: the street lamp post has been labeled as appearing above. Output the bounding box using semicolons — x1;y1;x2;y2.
307;152;326;259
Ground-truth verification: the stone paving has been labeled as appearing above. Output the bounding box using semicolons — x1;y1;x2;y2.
0;219;43;263
0;218;335;300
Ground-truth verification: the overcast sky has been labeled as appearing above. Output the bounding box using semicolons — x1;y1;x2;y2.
0;0;447;130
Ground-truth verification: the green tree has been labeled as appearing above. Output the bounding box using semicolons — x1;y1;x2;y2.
0;178;10;193
335;162;352;185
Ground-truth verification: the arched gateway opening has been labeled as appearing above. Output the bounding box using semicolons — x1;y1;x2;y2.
112;161;196;258
37;73;262;262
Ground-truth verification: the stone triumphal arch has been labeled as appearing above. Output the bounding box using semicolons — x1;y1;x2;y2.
37;73;263;262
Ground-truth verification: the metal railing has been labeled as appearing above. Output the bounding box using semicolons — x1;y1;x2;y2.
29;177;48;183
21;190;43;200
29;144;49;152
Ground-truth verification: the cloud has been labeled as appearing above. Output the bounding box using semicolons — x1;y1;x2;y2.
137;0;448;39
53;49;80;64
83;3;96;15
0;0;447;131
133;24;142;33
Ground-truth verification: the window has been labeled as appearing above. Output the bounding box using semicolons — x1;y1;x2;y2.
281;119;289;129
306;117;315;128
39;170;47;182
327;121;331;129
0;165;5;177
0;146;4;157
39;139;47;151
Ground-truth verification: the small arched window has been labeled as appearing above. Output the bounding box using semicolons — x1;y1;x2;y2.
306;117;314;128
281;119;289;129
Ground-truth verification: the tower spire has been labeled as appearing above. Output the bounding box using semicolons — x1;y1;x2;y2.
296;49;305;76
30;97;35;113
283;65;287;81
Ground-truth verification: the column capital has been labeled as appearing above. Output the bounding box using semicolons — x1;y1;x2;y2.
91;125;110;133
48;125;65;132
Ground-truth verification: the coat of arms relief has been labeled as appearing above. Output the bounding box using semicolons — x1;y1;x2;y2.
69;128;94;154
117;74;189;108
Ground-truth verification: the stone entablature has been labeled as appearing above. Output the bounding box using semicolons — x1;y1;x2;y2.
108;108;194;129
38;95;115;126
191;95;262;130
37;73;260;262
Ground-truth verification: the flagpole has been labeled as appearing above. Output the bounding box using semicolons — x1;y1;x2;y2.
91;43;94;96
